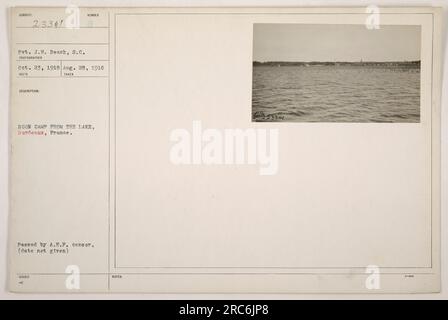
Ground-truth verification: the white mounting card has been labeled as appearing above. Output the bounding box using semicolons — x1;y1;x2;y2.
8;6;442;293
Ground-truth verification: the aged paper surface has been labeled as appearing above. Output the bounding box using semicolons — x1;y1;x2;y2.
8;7;442;293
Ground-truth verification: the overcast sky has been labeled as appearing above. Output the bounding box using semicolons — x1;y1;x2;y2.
253;24;421;62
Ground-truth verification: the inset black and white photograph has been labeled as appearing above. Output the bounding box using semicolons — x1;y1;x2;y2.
252;24;421;122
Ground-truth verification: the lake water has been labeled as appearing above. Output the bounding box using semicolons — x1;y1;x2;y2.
252;65;420;122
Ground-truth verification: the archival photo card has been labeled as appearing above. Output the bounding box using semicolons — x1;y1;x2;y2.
252;24;421;123
7;7;441;294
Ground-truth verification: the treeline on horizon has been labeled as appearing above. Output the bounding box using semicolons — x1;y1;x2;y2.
253;60;421;67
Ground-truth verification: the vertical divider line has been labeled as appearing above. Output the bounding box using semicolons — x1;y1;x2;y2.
107;11;111;291
114;13;117;269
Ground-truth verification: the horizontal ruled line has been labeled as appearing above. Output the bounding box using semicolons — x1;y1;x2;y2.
16;42;109;45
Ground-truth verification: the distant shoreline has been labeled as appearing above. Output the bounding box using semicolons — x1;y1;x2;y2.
253;61;421;67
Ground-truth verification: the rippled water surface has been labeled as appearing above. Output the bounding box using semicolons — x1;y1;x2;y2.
252;65;420;122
